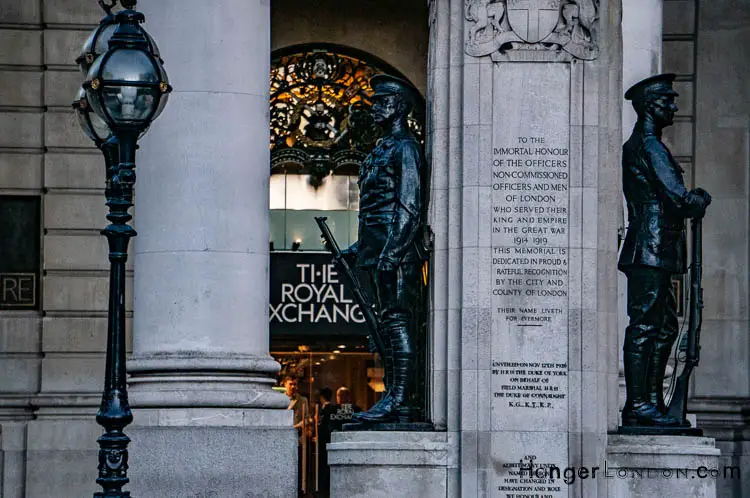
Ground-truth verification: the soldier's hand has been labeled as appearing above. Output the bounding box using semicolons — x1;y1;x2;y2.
321;237;333;253
341;245;358;265
367;334;378;354
376;257;396;273
687;188;711;219
693;187;712;206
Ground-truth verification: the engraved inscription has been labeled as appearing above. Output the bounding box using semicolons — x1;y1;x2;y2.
492;361;568;410
488;58;572;498
498;455;565;497
491;136;569;326
490;64;570;437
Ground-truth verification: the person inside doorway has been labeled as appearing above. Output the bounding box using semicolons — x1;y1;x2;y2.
329;387;362;433
318;387;337;443
284;377;309;495
317;387;337;497
285;377;309;433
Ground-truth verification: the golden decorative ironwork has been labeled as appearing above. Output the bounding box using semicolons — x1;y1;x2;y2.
269;46;424;182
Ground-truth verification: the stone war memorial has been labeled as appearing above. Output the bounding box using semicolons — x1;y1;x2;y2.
2;0;750;497
328;0;719;496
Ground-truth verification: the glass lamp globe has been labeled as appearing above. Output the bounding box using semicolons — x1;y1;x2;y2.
76;17;116;75
83;27;171;132
77;14;162;75
72;87;113;144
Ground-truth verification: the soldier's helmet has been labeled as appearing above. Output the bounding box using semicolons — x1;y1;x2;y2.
370;74;420;107
624;73;679;102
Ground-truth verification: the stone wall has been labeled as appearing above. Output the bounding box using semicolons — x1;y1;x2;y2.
0;2;120;495
687;1;750;497
0;0;747;496
427;0;623;495
0;0;428;495
271;0;429;94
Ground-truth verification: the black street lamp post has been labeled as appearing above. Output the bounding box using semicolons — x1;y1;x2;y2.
73;1;171;496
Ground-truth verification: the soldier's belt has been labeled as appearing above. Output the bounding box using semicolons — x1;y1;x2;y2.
630;201;660;211
359;211;395;224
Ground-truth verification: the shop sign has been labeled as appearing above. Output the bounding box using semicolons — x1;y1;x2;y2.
269;252;366;335
0;273;36;309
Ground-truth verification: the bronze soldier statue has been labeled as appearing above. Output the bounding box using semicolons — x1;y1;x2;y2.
342;74;429;423
619;73;711;427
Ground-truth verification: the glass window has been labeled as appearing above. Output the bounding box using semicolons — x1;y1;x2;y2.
0;196;40;309
268;45;423;253
270;208;354;251
269;172;287;210
284;174;351;211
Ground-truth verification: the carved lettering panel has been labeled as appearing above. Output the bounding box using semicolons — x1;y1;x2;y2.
488;62;571;497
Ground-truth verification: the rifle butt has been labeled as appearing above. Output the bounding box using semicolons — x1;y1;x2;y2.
666;369;692;424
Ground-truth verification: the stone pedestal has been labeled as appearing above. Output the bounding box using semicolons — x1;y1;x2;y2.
328;431;455;498
128;408;295;498
607;435;719;498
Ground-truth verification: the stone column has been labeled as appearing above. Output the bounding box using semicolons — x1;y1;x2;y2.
427;0;624;496
126;1;295;495
622;0;663;136
691;3;750;497
618;0;664;411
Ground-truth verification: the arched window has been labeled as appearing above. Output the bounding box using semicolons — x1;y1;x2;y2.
269;44;425;251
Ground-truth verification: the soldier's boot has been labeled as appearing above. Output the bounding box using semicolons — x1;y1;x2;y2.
353;324;412;423
366;335;394;414
622;349;680;426
387;325;413;411
647;339;674;414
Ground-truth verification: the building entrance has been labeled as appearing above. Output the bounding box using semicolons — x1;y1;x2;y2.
267;42;428;497
271;341;379;497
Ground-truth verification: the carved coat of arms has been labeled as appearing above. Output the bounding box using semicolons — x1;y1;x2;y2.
465;0;599;60
507;0;561;43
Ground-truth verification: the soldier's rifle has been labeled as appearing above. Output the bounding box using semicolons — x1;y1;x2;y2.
314;216;386;358
666;217;703;425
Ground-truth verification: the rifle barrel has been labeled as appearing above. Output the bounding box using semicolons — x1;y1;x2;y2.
688;217;702;364
667;217;703;423
314;217;385;357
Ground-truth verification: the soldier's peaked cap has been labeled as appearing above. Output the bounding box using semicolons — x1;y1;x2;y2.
625;73;679;101
370;74;420;104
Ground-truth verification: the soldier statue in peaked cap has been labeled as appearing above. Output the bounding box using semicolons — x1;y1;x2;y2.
619;73;711;427
341;74;429;424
